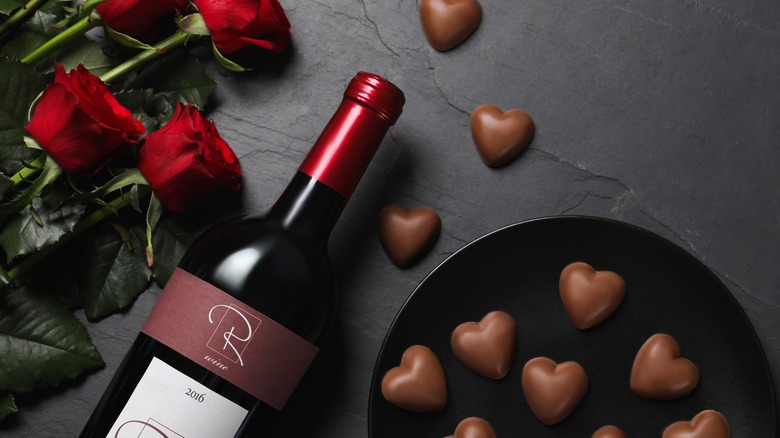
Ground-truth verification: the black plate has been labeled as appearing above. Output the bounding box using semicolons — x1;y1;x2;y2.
368;216;775;437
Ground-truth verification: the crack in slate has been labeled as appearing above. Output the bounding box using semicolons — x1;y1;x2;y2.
359;0;401;57
526;148;705;260
429;67;472;119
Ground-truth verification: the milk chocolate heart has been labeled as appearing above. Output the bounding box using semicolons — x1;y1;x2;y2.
445;417;496;438
592;425;627;438
381;345;447;412
630;333;699;400
378;204;441;268
470;104;535;168
451;310;516;379
420;0;482;51
521;356;588;426
559;261;625;330
662;410;730;438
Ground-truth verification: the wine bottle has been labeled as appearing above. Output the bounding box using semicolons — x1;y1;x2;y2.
79;72;405;438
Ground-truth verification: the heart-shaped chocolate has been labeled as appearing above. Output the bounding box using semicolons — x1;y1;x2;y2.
521;356;588;426
630;333;699;400
470;104;535;168
451;310;516;379
378;204;441;268
592;425;627;438
662;410;730;438
559;261;625;330
420;0;482;51
445;417;496;438
381;345;447;412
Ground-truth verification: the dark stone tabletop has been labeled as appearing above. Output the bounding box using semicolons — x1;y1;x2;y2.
2;0;779;436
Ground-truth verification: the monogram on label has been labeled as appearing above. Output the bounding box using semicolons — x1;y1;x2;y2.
207;304;262;366
114;419;183;438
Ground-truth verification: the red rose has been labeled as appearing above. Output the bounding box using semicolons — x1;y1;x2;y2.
24;64;145;175
195;0;291;60
138;103;241;212
96;0;189;42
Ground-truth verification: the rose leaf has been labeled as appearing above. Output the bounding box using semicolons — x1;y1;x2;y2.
0;0;25;15
0;285;104;393
0;30;48;60
150;221;191;286
127;52;217;115
0;391;17;421
0;187;85;263
37;36;113;77
0;174;13;199
79;225;152;321
0;154;61;222
0;58;46;175
0;12;63;59
109;89;164;133
2;11;102;70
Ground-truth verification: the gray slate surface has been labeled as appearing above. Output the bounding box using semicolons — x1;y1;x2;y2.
2;0;779;436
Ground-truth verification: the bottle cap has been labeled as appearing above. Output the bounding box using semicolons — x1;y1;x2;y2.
345;72;405;125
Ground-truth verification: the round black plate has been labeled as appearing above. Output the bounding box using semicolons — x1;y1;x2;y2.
368;216;775;437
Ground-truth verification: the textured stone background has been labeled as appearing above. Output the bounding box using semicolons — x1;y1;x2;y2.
2;0;779;436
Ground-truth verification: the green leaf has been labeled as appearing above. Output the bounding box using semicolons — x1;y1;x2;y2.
69;0;104;22
79;225;152;321
150;221;190;286
0;173;13;199
113;88;160;132
47;36;112;76
0;0;24;15
0;58;46;175
0;9;63;59
0;184;86;263
0;285;104;392
144;194;163;267
103;24;153;50
125;52;217;113
0;153;60;220
2;12;110;74
128;182;149;212
0;29;48;60
211;40;248;73
89;166;148;198
179;13;209;37
0;391;17;421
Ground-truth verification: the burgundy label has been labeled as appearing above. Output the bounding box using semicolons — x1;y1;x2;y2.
141;268;319;411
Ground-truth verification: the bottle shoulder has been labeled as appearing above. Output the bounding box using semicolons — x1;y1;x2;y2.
183;216;327;265
177;216;335;336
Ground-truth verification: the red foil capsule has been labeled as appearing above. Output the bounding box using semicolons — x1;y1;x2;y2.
299;72;405;198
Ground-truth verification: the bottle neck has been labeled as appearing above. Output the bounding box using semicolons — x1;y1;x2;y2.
267;72;404;242
266;172;346;242
298;89;397;199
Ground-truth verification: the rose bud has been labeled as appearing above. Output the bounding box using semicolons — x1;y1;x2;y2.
194;0;291;61
24;63;145;176
96;0;190;42
137;103;242;212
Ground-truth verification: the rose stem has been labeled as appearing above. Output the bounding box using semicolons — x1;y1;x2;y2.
4;190;136;282
99;30;190;84
0;0;47;43
8;154;47;188
20;15;100;66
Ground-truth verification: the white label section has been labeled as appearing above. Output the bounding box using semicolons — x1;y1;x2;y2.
107;357;249;438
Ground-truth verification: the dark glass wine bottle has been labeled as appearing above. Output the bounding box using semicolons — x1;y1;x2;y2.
79;72;405;438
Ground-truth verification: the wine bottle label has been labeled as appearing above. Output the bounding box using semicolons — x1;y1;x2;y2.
141;268;320;410
107;357;249;437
